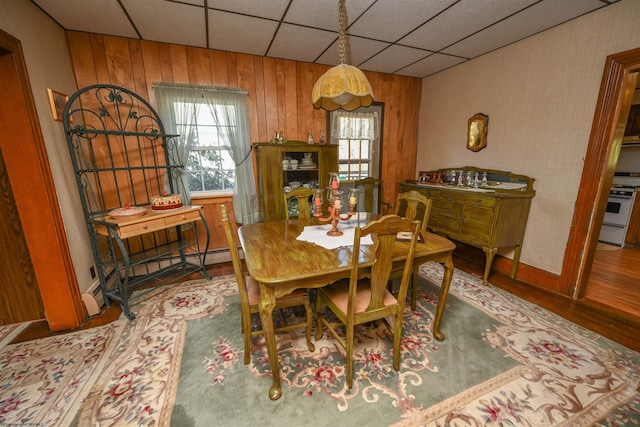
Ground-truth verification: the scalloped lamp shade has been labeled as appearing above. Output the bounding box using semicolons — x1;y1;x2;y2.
312;63;374;111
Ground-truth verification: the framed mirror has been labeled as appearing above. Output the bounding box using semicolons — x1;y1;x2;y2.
467;113;488;152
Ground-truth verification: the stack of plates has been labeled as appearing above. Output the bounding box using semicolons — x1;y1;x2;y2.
299;160;317;169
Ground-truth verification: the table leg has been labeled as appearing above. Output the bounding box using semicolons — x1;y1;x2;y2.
258;283;282;400
433;252;454;341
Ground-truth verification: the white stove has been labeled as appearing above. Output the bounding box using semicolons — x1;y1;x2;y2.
599;172;640;246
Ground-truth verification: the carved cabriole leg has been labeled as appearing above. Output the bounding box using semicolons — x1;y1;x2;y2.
258;282;281;400
482;247;498;285
511;244;522;279
433;252;454;341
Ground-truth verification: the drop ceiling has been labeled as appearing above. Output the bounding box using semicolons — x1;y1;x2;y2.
32;0;619;78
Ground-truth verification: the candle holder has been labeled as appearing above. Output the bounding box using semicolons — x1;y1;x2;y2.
319;173;352;236
328;172;340;191
313;188;324;217
347;187;359;214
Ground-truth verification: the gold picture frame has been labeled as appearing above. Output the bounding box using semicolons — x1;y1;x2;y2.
47;88;69;121
467;113;488;152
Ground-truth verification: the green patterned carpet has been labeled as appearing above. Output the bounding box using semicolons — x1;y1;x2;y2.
1;262;639;426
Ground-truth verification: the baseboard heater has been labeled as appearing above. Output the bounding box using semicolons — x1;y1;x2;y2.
82;280;105;317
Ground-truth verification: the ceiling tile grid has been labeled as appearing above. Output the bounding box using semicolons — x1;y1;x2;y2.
32;0;620;78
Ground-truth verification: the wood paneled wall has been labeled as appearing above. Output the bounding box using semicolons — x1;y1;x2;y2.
65;31;422;250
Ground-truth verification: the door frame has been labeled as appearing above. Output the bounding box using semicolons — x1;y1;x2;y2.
0;29;85;330
561;47;640;298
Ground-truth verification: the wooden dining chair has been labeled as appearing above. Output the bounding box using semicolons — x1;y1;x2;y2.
314;214;420;388
393;190;433;310
284;187;315;220
221;205;315;364
354;177;383;213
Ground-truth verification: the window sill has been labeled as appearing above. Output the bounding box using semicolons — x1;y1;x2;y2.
191;191;233;204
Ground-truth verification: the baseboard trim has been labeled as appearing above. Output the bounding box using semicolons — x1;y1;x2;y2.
493;256;562;294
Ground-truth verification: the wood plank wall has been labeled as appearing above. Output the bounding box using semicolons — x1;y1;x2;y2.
65;31;422;251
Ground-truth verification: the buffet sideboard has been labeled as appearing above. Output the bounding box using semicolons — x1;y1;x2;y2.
402;167;535;284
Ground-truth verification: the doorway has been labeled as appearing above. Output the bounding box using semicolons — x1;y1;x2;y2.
0;28;85;330
562;47;640;323
0;147;43;324
582;70;640;318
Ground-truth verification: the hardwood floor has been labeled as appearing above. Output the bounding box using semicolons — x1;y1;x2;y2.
584;244;640;318
9;249;640;353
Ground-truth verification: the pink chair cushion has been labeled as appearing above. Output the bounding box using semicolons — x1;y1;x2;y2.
322;279;397;314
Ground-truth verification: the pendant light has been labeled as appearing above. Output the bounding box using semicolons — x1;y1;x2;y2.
311;0;374;111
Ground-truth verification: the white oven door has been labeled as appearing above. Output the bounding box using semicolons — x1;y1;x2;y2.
599;223;626;246
603;195;633;226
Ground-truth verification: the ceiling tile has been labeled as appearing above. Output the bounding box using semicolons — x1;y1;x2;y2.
208;0;290;21
268;24;337;63
399;0;538;52
397;53;466;78
122;0;207;47
208;11;278;56
30;0;622;77
284;0;375;31
33;0;139;39
348;0;457;42
359;44;430;74
316;36;391;67
442;0;607;58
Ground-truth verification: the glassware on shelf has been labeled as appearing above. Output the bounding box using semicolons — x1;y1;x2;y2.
481;172;488;187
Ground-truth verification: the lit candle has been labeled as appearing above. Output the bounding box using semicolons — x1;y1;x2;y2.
349;196;356;206
331;180;339;190
333;198;341;209
314;197;321;206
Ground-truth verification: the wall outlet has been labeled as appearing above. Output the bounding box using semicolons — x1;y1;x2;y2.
90;266;96;279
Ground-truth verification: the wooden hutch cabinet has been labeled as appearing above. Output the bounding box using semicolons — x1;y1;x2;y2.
255;142;338;221
403;167;535;284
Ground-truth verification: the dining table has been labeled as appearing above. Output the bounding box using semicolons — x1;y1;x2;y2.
237;213;456;400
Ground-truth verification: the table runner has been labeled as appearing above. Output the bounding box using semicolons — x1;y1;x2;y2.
297;223;373;249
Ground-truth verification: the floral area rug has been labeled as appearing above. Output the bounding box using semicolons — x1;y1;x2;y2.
0;320;125;426
76;262;640;426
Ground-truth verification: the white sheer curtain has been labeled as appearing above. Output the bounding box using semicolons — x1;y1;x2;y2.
154;85;199;204
330;111;380;140
153;83;260;224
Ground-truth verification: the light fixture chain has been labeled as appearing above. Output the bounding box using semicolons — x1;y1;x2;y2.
338;0;346;64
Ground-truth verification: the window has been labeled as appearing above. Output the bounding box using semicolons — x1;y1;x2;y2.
330;108;381;182
155;84;259;224
337;136;371;180
174;102;236;193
